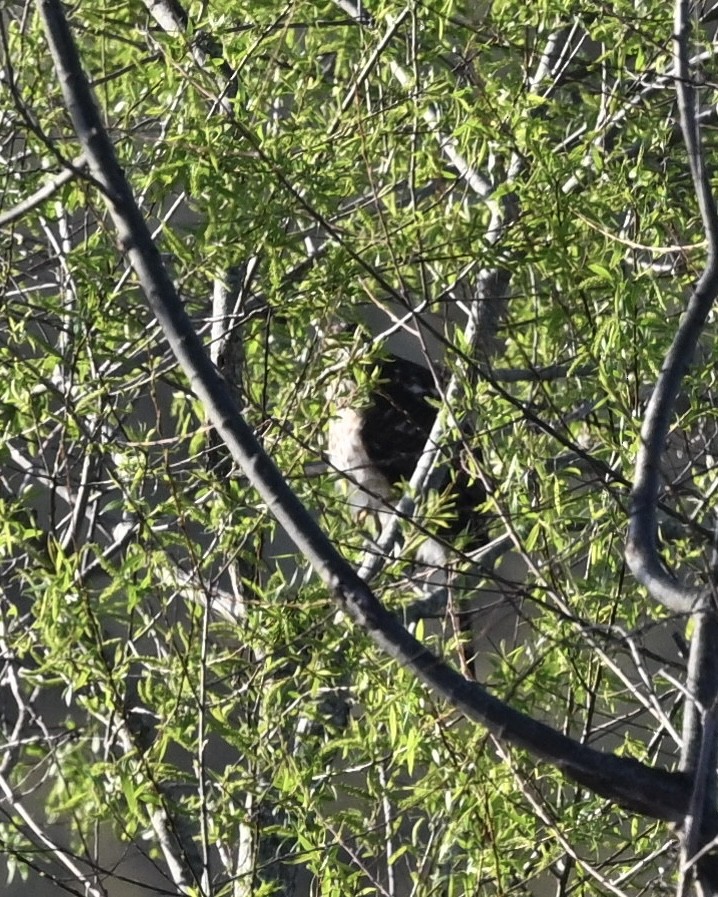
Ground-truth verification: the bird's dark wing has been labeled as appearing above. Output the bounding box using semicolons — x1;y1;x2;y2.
360;356;439;484
360;356;488;544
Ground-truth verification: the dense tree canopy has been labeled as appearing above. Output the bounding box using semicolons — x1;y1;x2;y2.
1;0;718;894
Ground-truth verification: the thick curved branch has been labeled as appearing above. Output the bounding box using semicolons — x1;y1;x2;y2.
626;0;718;613
38;0;699;828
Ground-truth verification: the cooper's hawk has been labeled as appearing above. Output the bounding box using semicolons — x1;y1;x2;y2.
327;351;487;558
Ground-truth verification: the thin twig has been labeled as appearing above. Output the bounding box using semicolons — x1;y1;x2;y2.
0;155;86;228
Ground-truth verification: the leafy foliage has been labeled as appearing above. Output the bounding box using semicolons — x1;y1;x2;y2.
0;0;712;894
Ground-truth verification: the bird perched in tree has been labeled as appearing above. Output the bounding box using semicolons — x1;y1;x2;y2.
325;341;487;561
